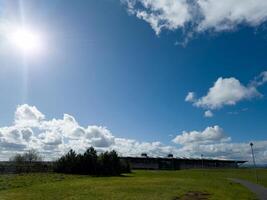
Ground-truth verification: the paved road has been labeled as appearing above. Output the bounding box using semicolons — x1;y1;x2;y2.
229;178;267;200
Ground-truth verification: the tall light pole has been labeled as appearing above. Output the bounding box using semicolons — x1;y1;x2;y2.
201;154;204;169
250;142;258;183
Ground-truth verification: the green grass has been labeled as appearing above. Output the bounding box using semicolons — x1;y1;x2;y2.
0;169;266;200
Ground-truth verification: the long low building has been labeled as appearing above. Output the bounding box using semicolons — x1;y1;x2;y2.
120;156;247;170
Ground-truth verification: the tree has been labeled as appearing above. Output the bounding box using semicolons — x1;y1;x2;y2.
23;150;42;162
98;150;121;176
55;149;78;174
9;150;42;163
54;147;131;175
9;150;43;173
83;147;97;174
9;154;24;163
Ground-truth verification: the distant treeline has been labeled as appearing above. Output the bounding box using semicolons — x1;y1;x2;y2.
2;148;130;176
0;150;52;174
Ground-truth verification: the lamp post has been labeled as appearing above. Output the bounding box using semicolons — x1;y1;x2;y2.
250;142;258;183
201;154;204;169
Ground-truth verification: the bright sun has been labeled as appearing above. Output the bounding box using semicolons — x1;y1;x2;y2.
8;27;43;55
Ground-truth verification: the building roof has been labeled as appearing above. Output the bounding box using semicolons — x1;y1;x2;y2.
120;156;247;163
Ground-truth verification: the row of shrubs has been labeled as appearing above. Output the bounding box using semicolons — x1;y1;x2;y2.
54;147;131;175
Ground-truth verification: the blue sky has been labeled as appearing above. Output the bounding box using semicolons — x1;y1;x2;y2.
0;0;267;163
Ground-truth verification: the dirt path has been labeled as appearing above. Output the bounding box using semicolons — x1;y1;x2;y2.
229;178;267;200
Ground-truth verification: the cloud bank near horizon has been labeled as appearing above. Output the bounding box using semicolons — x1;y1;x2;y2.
0;104;266;164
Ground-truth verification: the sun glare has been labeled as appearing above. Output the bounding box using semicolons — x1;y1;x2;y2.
8;27;43;56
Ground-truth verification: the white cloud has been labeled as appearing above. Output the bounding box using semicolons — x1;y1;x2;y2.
172;126;267;163
0;104;117;160
0;104;179;160
21;128;33;142
250;71;267;87
204;110;213;118
87;126;115;147
0;104;267;164
197;0;267;31
195;77;260;109
185;92;195;102
125;0;191;35
38;131;62;146
113;138;178;157
15;104;45;127
186;72;266;110
124;0;267;38
172;125;231;145
177;141;267;163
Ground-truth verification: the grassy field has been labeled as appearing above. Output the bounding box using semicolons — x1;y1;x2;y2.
0;169;266;200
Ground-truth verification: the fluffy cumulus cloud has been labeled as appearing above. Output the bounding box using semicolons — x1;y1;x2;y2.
186;71;267;110
0;105;115;160
193;77;260;109
125;0;191;35
1;104;267;164
172;125;231;145
123;0;267;38
197;0;267;31
0;104;181;160
15;104;45;127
